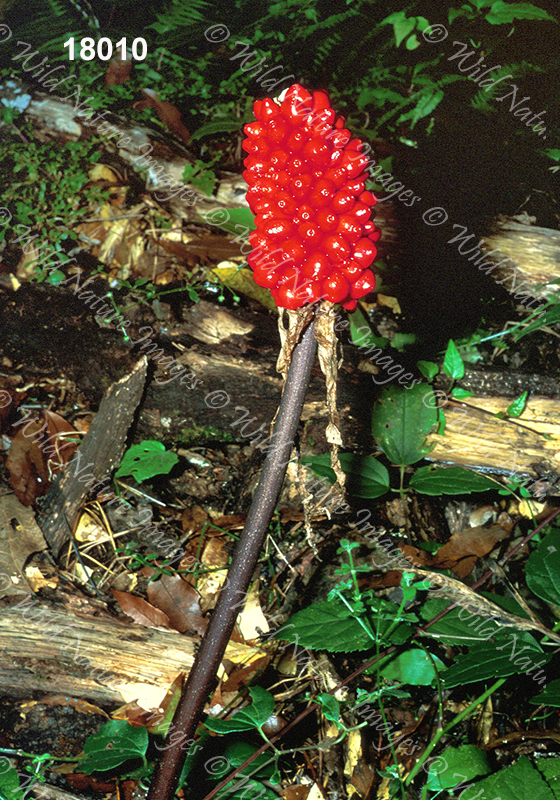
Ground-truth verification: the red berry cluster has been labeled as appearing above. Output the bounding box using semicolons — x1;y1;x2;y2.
243;83;379;310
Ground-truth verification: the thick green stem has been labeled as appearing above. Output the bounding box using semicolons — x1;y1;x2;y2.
147;319;317;800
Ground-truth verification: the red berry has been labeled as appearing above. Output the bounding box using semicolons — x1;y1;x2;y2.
298;221;321;243
331;191;355;214
350;269;375;298
303;253;331;280
323;234;351;260
263;219;292;240
322;272;350;304
316;210;338;232
352;239;377;268
336;215;362;242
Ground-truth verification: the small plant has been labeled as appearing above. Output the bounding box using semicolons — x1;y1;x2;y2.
115;440;179;483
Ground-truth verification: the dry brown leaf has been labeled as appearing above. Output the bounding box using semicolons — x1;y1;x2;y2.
0;493;48;595
104;56;132;86
145;570;207;635
136;89;190;145
400;523;512;578
6;420;50;505
112;589;171;629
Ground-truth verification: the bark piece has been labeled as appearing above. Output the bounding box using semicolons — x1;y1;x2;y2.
37;358;147;558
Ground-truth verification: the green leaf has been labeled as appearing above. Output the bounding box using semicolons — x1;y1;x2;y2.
204;687;274;734
220;741;275;780
526;529;560;607
462;755;554;800
443;339;465;380
405;33;420;49
530;678;560;707
442;631;550;688
409;465;497;495
216;779;278;800
190;119;244;141
316;693;341;723
381;11;416;46
535;756;560;799
115;440;179;482
451;387;475;399
218;207;257;237
349;308;387;348
485;2;556;24
514;303;560;339
398;88;444;128
278;598;375;653
506;391;529;417
302;453;390;499
420;598;504;645
417;360;439;380
426;744;491;790
371;383;437;467
378;648;446;685
81;720;149;774
0;762;25;800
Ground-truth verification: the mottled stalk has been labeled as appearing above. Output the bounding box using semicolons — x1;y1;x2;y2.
148;319;317;800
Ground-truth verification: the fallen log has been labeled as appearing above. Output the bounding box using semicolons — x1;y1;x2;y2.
426;394;560;481
481;214;560;303
0;597;194;706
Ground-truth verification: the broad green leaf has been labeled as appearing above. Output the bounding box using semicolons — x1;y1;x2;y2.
204;687;274;734
380;12;415;46
420;598;505;645
302;453;390;499
316;693;340;723
535;756;560;799
219;741;275;780
443;339;465;379
485;2;556;24
409;465;497;495
81;720;149;774
442;631;549;688
462;755;554;800
216;779;277;800
526;529;560;607
426;745;491;790
378;648;446;685
371;383;437;467
506;391;528;417
216;207;257;237
530;679;560;707
417;360;438;380
0;762;25;800
115;440;179;482
405;34;420;49
278;598;375;653
451;387;475;399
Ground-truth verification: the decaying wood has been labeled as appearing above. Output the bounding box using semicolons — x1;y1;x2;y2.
20;90;398;252
426;394;560;480
0;598;194;706
481;214;560;301
37;359;147;558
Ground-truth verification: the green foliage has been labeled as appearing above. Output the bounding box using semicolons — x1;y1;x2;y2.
80;721;149;774
203;686;274;734
525;528;560;607
302;452;391;498
115;440;179;482
461;755;555;800
425;744;491;791
442;339;465;380
371;383;437;467
0;127;108;252
377;647;446;685
408;465;497;494
0;762;25;800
